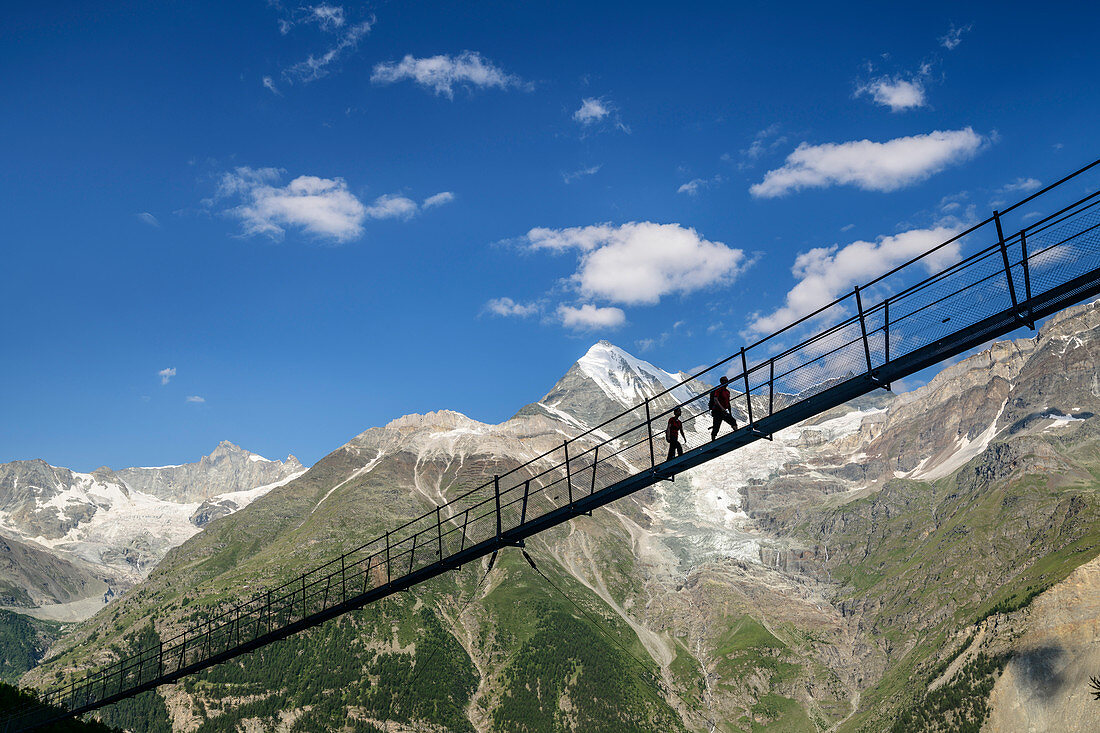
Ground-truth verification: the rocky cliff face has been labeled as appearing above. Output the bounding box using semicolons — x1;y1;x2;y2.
21;302;1100;731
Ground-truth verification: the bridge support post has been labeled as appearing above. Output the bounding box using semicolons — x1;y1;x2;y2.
768;358;774;416
563;441;573;507
740;347;754;428
854;286;873;375
1020;231;1036;329
644;399;655;468
384;532;391;585
436;507;443;561
590;445;599;495
995;210;1022;320
520;480;529;524
494;475;502;540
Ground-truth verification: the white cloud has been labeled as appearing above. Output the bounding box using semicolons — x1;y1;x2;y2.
308;4;345;30
525;222;747;306
998;177;1041;194
856;76;926;111
678;176;721;195
422;191;455;209
262;76;280;95
218;167;367;242
364;194;418;221
570;97;628;133
158;367;176;385
750;128;985;198
738;124;787;168
940;23;972;50
573;98;611;125
136;212;160;227
284;20;372;83
186;395;206;403
558;304;626;331
371;51;528;98
484;297;538;317
747;225;961;334
563;164;602;184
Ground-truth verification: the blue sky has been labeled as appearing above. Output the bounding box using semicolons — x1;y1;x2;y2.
3;1;1099;471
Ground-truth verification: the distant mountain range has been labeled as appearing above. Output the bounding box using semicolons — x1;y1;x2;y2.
0;442;303;621
13;302;1100;731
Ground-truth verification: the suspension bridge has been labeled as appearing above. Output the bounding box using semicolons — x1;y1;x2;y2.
5;158;1100;731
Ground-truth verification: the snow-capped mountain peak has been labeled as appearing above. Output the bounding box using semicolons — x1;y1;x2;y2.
577;340;696;408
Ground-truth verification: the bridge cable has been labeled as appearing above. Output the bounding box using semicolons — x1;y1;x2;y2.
519;548;719;731
379;550;497;732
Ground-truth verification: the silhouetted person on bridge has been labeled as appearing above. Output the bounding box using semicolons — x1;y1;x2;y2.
709;376;737;440
665;407;686;461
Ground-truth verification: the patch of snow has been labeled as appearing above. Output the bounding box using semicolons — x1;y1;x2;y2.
309;454;385;516
913;400;1007;481
211;470;306;505
248;454;271;463
1043;412;1089;431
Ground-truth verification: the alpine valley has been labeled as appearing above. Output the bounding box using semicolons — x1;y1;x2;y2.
12;301;1100;732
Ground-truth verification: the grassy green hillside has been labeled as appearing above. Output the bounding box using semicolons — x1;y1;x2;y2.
0;610;64;683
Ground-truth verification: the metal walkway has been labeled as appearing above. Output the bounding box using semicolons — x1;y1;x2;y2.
6;158;1100;731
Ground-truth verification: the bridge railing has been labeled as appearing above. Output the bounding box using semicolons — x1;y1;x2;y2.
9;159;1100;730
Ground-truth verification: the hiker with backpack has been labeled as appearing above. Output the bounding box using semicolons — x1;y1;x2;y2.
665;407;687;461
709;376;737;440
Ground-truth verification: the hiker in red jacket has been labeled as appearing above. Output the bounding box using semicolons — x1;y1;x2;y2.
665;407;687;461
709;376;737;440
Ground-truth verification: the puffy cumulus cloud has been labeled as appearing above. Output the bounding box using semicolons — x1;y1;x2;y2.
558;304;626;331
573;97;611;125
158;367;176;385
856;76;926;111
365;191;454;219
219;168;367;242
750;128;985;198
371;51;529;98
525;222;746;306
747;226;961;334
364;194;418;221
216;169;451;241
484;297;538;317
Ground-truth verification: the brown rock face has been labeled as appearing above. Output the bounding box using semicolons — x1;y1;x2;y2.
985;555;1100;733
